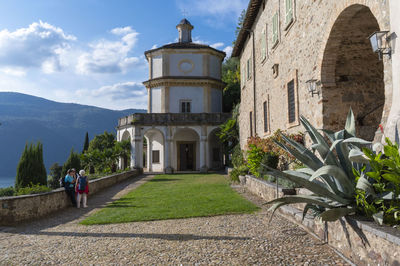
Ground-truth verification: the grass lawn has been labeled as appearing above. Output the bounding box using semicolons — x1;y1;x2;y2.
81;173;259;225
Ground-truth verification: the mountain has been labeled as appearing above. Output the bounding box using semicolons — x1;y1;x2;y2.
0;92;146;180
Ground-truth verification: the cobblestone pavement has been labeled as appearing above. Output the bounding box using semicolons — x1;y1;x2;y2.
0;175;350;265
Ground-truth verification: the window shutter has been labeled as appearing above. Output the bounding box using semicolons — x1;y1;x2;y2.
272;13;278;45
263;101;268;132
286;0;293;25
287;80;296;123
241;64;245;86
261;27;266;60
187;102;191;113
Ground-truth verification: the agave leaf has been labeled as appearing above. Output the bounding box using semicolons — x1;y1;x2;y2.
337;141;354;178
309;165;354;195
267;202;287;223
264;166;351;205
320;207;355;222
343;137;372;145
302;203;314;221
300;116;338;166
280;134;322;165
296;168;315;176
274;140;323;170
349;148;370;164
377;191;395;200
356;175;376;197
345;108;356;137
372;211;384;225
265;194;335;209
372;142;383;153
321;129;336;143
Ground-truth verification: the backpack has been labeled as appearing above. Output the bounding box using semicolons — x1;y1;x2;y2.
78;176;87;191
59;176;66;187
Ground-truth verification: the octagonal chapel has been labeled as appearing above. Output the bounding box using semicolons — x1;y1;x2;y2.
117;19;230;173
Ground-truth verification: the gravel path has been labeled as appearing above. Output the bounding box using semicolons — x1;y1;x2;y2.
0;174;349;265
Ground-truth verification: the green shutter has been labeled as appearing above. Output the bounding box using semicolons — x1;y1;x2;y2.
286;0;293;25
272;13;278;45
261;27;266;60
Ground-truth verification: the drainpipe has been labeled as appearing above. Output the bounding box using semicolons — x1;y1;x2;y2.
245;29;257;135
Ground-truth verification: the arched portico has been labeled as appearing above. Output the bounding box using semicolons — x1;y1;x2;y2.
119;130;131;169
207;128;223;170
320;4;387;141
172;127;200;171
143;128;165;172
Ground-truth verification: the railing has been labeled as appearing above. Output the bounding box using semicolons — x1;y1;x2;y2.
118;113;231;127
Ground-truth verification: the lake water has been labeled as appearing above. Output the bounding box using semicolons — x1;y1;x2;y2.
0;176;15;188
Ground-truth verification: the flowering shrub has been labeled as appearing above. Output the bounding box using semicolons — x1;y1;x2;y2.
246;130;304;175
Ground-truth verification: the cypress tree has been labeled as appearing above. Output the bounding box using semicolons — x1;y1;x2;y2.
62;149;82;177
15;142;47;189
82;132;89;153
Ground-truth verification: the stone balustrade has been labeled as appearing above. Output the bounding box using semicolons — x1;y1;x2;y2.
118;113;231;128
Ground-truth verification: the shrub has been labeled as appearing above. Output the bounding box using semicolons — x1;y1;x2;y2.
354;138;400;225
15;142;47;189
257;152;279;176
48;163;62;189
246;144;264;177
232;144;244;168
229;165;249;183
230;168;240;182
16;183;52;196
0;187;15;197
62;149;82;178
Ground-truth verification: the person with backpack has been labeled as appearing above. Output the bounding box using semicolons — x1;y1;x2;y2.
75;169;89;208
64;169;77;207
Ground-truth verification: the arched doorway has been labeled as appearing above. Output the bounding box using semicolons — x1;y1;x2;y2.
120;130;131;170
143;128;165;172
173;128;200;171
208;128;223;170
321;4;385;141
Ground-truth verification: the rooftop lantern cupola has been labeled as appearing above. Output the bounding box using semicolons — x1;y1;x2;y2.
176;18;193;43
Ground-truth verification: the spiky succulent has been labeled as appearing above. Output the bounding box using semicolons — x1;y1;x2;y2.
264;109;372;222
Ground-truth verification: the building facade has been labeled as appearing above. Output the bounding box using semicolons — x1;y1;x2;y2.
233;0;396;149
117;19;229;173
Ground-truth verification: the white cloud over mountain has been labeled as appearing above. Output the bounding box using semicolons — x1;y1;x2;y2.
76;26;145;74
0;21;76;74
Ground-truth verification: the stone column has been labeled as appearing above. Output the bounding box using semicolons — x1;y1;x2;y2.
164;126;174;173
130;127;143;170
200;126;208;173
147;135;153;172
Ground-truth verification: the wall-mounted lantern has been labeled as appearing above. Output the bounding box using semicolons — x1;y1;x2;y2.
369;31;391;60
306;79;321;97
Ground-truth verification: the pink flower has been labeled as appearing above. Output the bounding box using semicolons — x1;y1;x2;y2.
379;124;384;133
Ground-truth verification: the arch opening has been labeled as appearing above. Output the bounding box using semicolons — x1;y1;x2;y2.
208;128;223;170
321;4;384;141
143;128;165;172
173;128;200;171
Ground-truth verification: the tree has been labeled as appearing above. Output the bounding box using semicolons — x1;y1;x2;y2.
62;149;82;178
88;131;115;152
222;57;240;113
234;9;246;42
48;163;62;189
15;142;47;189
218;104;240;153
82;132;89;153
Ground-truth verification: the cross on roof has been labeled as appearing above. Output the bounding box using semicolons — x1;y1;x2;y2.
182;9;188;18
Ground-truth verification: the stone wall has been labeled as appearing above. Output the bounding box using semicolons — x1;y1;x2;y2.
0;170;140;226
237;0;392;150
242;175;400;265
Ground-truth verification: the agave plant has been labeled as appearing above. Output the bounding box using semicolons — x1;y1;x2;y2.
264;109;372;222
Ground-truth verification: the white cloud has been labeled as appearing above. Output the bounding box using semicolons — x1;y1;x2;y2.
223;46;233;58
0;21;76;73
0;67;26;77
76;27;144;74
176;0;247;26
76;81;147;101
211;42;224;49
151;44;158;49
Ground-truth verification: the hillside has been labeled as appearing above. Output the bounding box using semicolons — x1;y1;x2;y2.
0;92;145;180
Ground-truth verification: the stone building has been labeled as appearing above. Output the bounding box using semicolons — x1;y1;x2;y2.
116;19;229;173
232;0;398;149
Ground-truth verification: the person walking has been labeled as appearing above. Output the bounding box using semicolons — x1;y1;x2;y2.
76;169;89;208
64;169;77;207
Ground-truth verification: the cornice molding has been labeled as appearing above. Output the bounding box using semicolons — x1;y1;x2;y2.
143;76;225;89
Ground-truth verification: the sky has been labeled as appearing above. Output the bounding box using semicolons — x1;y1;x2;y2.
0;0;247;110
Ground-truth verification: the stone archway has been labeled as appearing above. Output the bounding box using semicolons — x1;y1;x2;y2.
143;128;165;172
173;128;200;171
321;4;385;141
208;128;223;170
120;130;131;170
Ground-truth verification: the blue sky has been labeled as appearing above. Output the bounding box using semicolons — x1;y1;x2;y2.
0;0;247;110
